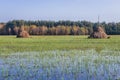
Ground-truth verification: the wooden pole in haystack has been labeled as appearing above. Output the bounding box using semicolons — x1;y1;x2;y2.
88;16;110;39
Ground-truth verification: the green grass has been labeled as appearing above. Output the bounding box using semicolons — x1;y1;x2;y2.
0;35;120;80
0;35;120;55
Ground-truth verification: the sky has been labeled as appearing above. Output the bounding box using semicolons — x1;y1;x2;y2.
0;0;120;22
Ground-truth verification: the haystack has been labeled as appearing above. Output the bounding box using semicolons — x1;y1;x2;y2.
88;26;109;39
17;27;30;38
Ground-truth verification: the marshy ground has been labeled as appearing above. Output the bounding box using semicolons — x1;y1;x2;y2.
0;36;120;80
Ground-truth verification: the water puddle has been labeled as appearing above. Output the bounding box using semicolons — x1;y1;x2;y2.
0;50;120;80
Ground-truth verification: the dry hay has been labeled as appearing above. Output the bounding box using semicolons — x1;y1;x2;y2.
88;26;109;39
16;27;30;38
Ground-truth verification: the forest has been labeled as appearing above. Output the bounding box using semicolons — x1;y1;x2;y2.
0;20;120;35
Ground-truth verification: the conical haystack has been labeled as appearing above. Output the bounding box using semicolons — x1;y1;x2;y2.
88;26;109;39
17;27;30;38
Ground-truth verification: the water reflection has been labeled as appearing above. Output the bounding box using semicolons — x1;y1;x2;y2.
0;50;120;80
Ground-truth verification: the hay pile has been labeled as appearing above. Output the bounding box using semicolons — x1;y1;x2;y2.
17;27;30;38
88;26;109;39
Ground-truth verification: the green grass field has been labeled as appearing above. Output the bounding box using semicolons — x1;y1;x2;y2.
0;35;119;55
0;35;120;80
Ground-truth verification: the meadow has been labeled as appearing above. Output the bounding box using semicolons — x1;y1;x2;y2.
0;35;119;55
0;35;120;80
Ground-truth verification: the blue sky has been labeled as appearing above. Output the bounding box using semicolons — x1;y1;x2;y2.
0;0;120;22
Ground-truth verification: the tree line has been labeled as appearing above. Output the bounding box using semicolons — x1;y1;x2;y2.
0;20;120;35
